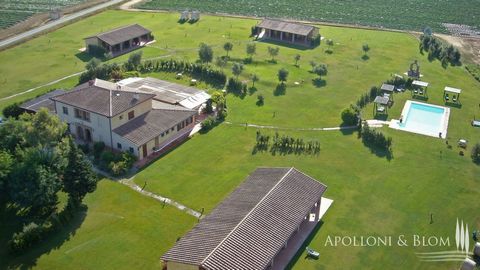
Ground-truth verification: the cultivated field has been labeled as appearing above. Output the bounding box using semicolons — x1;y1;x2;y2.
0;0;85;29
0;10;479;270
136;0;480;33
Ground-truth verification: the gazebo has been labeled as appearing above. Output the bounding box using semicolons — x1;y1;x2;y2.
412;80;429;97
374;95;389;114
443;86;461;103
381;83;395;101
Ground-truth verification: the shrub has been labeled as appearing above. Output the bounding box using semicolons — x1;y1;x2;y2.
2;103;23;119
201;116;217;132
341;107;359;126
93;141;105;159
8;222;49;254
203;99;214;114
250;26;258;37
226;77;246;96
122;152;137;168
256;94;264;106
472;143;480;164
78;143;90;154
198;43;214;63
109;161;128;176
87;44;107;58
311;34;321;46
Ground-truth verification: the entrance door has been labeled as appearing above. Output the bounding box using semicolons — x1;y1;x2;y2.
85;129;92;142
76;126;84;140
142;144;148;158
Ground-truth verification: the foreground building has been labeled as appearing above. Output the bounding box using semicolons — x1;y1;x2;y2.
256;19;319;47
51;79;196;160
84;24;153;57
161;167;331;270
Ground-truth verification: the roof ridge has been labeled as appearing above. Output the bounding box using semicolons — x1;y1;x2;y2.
291;167;328;189
97;24;141;36
201;167;294;266
151;108;196;113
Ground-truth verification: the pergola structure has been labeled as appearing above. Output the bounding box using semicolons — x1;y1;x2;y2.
444;86;461;103
374;95;389;114
412;80;429;97
380;83;395;101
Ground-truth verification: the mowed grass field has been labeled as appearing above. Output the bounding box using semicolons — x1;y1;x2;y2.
0;10;479;270
0;180;196;269
137;0;480;33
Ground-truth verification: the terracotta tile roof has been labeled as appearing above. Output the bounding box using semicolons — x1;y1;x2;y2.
20;89;65;113
161;167;327;269
51;79;155;117
87;24;151;46
257;19;316;36
112;109;196;146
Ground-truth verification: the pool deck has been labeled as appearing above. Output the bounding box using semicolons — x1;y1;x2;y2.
389;100;450;139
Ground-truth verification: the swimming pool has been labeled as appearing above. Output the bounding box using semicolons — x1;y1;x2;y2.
390;100;450;138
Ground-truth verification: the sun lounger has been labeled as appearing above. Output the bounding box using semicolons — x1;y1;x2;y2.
306;247;320;258
377;106;385;112
452;96;457;102
445;94;449;101
472;120;480;127
414;89;418;94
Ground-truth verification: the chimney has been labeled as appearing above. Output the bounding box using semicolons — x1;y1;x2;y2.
116;84;121;90
133;93;139;101
88;80;94;86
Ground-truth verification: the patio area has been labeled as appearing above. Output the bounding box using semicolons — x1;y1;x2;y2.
271;197;333;270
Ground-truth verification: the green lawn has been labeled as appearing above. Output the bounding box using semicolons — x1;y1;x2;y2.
1;9;480;270
0;180;196;270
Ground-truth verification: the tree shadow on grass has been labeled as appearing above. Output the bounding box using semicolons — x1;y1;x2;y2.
4;204;88;270
374;114;389;121
274;84;286;96
412;94;428;102
312;78;327;88
75;51;95;63
362;140;393;161
248;86;257;95
444;101;462;109
338;123;358;136
285;221;324;269
259;39;312;51
361;54;370;61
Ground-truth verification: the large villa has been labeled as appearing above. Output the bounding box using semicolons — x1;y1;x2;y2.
50;78;206;160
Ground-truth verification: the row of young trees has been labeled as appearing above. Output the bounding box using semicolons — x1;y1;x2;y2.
419;34;461;66
80;52;227;88
254;131;321;156
199;41;283;65
0;110;97;253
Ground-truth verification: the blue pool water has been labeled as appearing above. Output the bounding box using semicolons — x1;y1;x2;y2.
399;102;446;136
